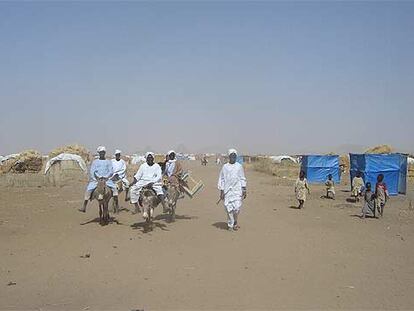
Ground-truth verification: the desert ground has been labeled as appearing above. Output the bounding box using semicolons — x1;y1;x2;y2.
1;161;414;310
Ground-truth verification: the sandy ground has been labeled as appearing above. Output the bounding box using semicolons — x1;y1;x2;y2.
1;162;414;310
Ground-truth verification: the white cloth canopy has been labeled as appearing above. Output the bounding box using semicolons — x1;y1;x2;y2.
0;153;20;163
44;153;87;174
268;155;298;164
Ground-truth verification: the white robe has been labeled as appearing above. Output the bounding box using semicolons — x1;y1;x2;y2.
86;159;115;191
165;159;176;177
218;162;247;212
112;158;127;179
130;162;163;203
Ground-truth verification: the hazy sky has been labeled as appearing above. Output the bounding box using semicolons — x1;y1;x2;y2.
1;1;413;156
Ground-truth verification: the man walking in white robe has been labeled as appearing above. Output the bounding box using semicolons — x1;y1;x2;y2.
218;149;247;231
111;149;130;201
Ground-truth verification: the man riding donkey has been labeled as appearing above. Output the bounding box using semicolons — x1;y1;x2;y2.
79;146;119;213
163;150;188;220
129;152;168;219
111;149;130;202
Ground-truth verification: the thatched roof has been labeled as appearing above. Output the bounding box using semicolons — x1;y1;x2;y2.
49;144;91;162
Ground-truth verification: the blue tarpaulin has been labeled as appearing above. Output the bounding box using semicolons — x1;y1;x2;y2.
349;153;407;196
300;155;340;183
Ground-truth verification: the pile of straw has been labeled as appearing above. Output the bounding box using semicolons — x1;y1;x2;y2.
365;145;393;154
49;144;91;162
10;150;43;173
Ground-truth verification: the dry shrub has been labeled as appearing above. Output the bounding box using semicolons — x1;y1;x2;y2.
365;145;393;154
49;144;91;162
0;159;15;174
340;154;350;170
253;158;299;179
409;163;414;184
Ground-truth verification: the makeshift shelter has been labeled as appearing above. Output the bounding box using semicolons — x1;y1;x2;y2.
44;153;87;174
3;150;43;173
44;153;87;186
350;153;407;195
269;155;298;164
300;155;340;183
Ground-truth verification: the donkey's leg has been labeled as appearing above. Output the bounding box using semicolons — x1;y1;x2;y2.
99;204;103;224
103;202;109;224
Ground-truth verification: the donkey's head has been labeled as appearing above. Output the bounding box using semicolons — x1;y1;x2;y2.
95;177;108;201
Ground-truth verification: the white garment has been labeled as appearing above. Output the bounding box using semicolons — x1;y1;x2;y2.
218;162;246;212
112;158;127;179
165;159;176;177
226;204;240;229
130;162;163;203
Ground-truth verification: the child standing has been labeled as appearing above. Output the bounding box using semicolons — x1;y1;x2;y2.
325;174;335;200
295;170;310;209
360;182;375;218
375;174;389;217
352;172;364;202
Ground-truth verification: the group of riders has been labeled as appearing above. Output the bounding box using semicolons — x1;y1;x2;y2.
78;146;185;223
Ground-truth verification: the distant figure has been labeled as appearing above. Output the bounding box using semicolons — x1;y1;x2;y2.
111;149;130;201
295;170;310;209
201;155;208;166
375;174;389;217
218;149;247;231
79;146;118;213
325;174;335;200
360;182;375;218
216;156;221;165
352;172;364;202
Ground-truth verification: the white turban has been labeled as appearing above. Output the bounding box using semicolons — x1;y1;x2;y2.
167;150;175;156
114;149;122;155
145;152;155;159
97;146;106;153
228;148;238;156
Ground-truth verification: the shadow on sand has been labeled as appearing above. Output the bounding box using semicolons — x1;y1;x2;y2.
346;198;358;203
80;217;121;226
349;214;378;219
289;205;300;210
212;222;229;230
131;220;169;233
153;213;197;222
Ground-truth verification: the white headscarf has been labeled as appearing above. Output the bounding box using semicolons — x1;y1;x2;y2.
97;146;106;153
228;148;238;156
167;150;175;156
114;149;122;155
145;152;155;159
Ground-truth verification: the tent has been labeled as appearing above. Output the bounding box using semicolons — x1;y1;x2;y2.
269;155;298;164
350;153;407;195
300;155;340;183
44;153;87;174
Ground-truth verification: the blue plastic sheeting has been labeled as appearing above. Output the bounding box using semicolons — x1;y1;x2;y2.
349;154;407;196
300;155;340;183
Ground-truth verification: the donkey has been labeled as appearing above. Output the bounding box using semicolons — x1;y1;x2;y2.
140;186;161;230
164;183;180;222
92;177;112;225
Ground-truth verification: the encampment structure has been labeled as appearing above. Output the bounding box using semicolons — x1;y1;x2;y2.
350;153;407;195
300;155;341;183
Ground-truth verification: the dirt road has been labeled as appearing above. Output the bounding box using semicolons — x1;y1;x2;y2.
1;162;414;310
